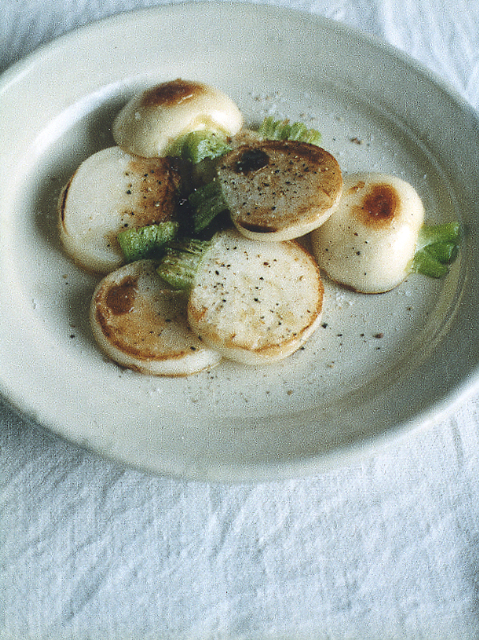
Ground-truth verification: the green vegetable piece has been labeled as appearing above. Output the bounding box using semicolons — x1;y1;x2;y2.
156;238;211;290
424;241;459;264
410;221;461;278
259;116;322;146
259;116;291;140
188;180;228;233
176;131;232;164
410;249;450;278
117;222;179;263
415;222;461;252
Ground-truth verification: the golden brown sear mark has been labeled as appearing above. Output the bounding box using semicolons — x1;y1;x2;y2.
354;183;399;226
104;276;138;315
139;79;206;109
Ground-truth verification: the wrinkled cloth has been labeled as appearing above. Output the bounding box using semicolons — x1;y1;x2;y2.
2;1;479;638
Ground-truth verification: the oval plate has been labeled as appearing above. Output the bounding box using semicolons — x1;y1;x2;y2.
1;3;479;481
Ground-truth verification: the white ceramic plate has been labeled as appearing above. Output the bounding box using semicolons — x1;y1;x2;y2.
1;3;479;482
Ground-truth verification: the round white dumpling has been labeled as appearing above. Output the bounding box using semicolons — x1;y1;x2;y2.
310;173;425;293
216;140;343;242
112;79;244;158
58;147;182;274
186;229;324;364
90;260;222;376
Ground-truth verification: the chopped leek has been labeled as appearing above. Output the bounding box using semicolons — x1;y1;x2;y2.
423;241;459;264
415;222;461;251
175;131;232;164
410;222;461;278
156;238;211;290
259;116;322;146
188;180;229;233
410;249;450;278
117;222;179;263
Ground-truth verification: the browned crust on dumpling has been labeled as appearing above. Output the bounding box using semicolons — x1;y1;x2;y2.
217;140;343;239
90;260;221;375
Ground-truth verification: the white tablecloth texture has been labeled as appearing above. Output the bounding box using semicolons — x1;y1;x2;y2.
2;1;479;638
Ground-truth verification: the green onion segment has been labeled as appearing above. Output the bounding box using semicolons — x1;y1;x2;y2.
410;222;461;278
156;238;212;290
259;116;322;146
117;222;179;263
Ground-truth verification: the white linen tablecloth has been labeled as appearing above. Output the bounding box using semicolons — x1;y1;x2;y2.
2;1;479;638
